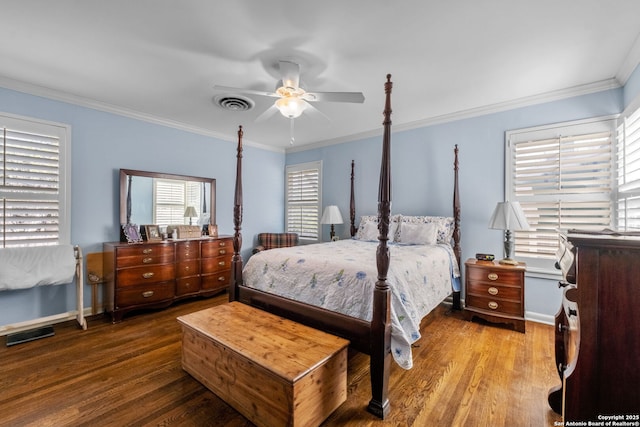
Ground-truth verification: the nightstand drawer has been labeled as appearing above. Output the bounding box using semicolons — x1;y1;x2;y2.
466;294;522;316
466;281;521;301
467;266;522;286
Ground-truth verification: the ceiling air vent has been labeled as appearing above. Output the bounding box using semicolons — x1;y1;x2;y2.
214;95;255;112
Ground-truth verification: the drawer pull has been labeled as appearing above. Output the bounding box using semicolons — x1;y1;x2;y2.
143;248;153;254
219;242;226;247
185;266;190;271
487;273;498;281
218;261;226;267
142;272;155;279
219;249;226;255
218;276;226;281
142;290;154;298
185;252;190;257
487;286;499;296
142;257;153;264
488;301;499;310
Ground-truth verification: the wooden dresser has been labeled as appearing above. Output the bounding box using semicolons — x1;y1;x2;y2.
464;259;526;332
548;233;640;422
104;236;232;322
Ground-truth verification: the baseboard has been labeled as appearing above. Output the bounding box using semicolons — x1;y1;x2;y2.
524;311;555;326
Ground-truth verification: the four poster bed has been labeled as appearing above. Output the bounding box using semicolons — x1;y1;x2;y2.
229;75;461;418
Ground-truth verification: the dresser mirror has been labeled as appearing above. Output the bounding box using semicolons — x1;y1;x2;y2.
119;169;216;228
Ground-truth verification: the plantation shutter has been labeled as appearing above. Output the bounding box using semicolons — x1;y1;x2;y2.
286;161;321;240
0;115;69;248
616;102;640;230
507;117;615;271
154;179;202;226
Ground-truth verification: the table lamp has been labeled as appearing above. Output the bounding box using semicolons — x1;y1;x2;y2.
320;205;343;240
184;206;198;225
488;201;529;265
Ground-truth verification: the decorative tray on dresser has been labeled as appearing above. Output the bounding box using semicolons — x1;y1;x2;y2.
464;258;526;333
103;236;232;322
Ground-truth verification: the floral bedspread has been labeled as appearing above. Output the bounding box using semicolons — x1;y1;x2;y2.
242;239;460;369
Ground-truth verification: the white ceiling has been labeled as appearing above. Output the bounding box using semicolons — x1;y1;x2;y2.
1;1;640;151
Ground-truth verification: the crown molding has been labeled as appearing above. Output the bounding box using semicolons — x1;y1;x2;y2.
616;32;640;84
0;75;285;153
288;78;622;153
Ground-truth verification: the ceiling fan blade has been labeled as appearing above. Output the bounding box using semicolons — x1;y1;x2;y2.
302;91;365;103
254;104;279;123
213;85;279;98
303;101;330;122
278;60;300;90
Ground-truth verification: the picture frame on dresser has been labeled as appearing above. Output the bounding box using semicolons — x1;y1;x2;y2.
144;225;161;241
122;223;142;243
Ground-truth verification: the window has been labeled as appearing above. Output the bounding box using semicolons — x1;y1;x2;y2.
616;100;640;230
506;117;616;273
285;161;322;241
0;113;70;248
153;178;201;226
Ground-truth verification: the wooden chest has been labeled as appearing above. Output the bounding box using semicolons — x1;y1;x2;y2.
178;302;349;427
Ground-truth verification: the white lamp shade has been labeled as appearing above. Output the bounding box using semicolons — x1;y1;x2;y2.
320;205;344;225
488;201;529;230
275;96;306;118
184;206;198;218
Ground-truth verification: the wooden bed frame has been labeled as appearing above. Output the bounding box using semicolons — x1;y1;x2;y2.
229;74;461;419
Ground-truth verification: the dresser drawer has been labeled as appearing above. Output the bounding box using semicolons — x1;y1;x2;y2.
466;280;521;301
176;259;200;278
467;266;522;285
202;239;232;258
116;282;175;307
116;244;174;259
201;270;231;291
117;264;175;286
116;253;175;268
176;241;201;261
177;276;202;296
466;294;522;316
202;255;232;274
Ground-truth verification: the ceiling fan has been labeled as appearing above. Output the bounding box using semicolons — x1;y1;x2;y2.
214;60;365;144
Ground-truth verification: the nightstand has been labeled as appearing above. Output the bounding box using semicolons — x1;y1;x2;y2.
464;258;526;333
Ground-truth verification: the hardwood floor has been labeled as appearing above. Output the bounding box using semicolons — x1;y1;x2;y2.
0;294;562;426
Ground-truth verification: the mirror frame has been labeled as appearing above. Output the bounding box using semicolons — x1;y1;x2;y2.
119;168;216;226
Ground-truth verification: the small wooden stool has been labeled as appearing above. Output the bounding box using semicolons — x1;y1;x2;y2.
178;302;349;427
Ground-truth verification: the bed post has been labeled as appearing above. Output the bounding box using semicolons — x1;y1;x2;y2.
350;160;357;237
452;144;462;310
368;74;392;419
229;125;243;303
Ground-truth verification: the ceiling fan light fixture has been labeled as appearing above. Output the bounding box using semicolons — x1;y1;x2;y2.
275;96;306;118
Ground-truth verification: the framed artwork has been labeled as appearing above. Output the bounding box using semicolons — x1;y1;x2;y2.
209;224;218;237
144;225;161;241
122;223;142;243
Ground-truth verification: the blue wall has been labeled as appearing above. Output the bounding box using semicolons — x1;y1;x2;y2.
287;83;630;322
0;87;285;325
1;62;639;326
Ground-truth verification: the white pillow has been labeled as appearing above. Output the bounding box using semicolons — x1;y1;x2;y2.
354;214;402;241
396;222;438;245
360;221;379;241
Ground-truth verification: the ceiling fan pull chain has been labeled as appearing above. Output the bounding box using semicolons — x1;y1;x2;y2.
290;118;295;145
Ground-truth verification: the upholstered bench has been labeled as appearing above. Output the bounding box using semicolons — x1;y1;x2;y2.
252;232;299;254
178;302;349;427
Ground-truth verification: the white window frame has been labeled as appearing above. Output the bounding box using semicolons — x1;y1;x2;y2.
616;95;640;230
506;116;617;276
0;112;71;247
285;161;322;242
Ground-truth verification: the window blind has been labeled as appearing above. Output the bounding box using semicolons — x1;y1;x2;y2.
616;103;640;230
286;161;321;240
153;179;201;226
1;116;69;248
507;118;615;269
